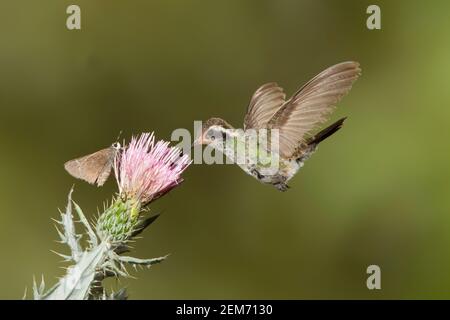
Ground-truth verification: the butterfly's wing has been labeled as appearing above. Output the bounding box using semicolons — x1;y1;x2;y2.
94;155;115;186
64;147;116;186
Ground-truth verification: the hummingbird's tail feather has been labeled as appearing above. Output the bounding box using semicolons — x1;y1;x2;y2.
308;117;347;146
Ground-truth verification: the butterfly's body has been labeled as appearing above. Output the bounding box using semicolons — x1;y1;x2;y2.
197;62;360;191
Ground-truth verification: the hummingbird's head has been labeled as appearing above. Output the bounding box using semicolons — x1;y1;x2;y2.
193;117;233;146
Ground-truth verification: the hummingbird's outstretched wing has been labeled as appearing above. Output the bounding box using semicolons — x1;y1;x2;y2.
267;61;361;158
244;82;286;130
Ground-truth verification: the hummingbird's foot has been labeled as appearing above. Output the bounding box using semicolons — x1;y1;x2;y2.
274;182;290;192
250;168;264;180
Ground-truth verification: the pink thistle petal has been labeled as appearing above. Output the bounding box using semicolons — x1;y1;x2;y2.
114;133;191;205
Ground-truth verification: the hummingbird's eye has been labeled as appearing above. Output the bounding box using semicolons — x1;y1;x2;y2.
206;128;225;142
205;129;215;140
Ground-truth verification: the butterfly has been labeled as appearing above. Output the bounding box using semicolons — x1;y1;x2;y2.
64;142;121;186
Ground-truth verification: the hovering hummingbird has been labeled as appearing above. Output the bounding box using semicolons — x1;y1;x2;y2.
195;61;361;191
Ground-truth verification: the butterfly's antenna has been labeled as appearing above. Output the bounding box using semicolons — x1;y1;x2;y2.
115;130;123;142
113;130;125;150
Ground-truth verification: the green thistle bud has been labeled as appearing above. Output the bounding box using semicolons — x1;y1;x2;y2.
96;197;141;243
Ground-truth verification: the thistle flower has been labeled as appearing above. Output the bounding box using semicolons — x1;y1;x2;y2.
33;132;191;300
114;132;191;206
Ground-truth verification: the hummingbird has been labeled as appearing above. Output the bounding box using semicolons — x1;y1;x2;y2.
194;61;361;191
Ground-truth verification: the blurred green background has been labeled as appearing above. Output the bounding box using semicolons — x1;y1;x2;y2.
1;0;449;299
